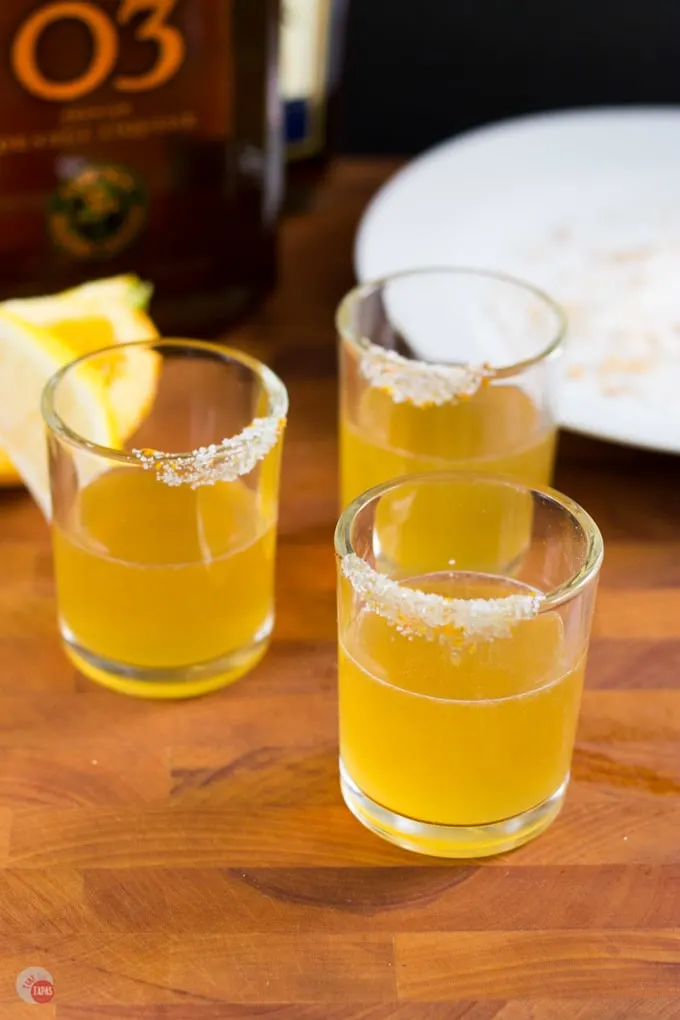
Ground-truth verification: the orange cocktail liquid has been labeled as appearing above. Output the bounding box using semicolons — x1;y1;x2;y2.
339;573;584;832
52;467;276;696
340;383;555;508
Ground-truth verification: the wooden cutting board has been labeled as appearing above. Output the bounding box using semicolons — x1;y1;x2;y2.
0;160;678;1019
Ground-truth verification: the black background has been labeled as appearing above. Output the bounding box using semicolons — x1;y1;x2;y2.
339;0;680;155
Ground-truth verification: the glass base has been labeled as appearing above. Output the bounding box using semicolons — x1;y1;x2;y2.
339;760;569;859
60;618;273;700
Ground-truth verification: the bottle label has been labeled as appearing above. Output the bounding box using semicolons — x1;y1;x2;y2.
1;1;210;152
11;1;187;103
0;0;233;265
281;0;333;160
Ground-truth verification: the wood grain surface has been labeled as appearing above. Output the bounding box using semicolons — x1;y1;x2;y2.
1;160;679;1018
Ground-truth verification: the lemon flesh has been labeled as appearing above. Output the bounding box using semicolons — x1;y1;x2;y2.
0;276;158;487
0;312;118;518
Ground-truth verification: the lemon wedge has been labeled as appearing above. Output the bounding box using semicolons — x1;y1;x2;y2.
1;273;151;316
0;312;118;518
41;303;159;444
0;275;159;487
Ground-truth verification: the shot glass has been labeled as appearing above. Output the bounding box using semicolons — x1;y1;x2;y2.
338;268;566;510
335;472;603;858
42;339;287;699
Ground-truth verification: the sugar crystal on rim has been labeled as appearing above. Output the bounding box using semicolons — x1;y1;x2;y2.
359;343;489;406
133;415;284;487
341;553;543;643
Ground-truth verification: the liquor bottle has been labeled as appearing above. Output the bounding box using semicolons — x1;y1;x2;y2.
0;0;282;334
280;0;349;209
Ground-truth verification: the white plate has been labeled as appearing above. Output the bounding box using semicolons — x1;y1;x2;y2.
355;107;680;454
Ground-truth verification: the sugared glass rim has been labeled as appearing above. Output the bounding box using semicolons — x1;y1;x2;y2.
41;338;289;464
334;471;603;610
336;265;567;378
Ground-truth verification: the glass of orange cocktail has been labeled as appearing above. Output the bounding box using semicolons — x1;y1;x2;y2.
335;472;603;858
42;340;287;699
338;268;565;512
